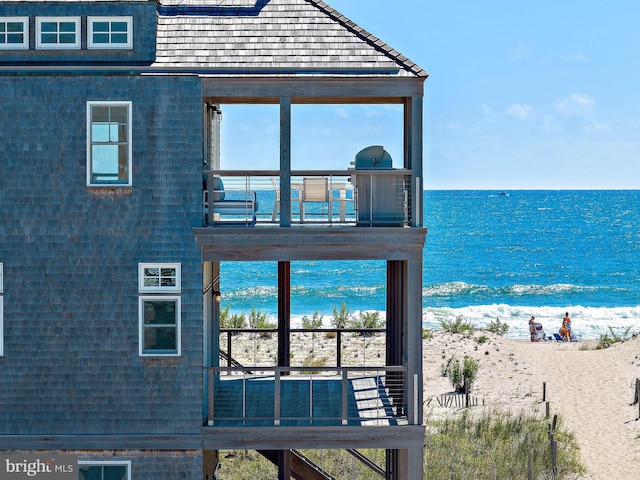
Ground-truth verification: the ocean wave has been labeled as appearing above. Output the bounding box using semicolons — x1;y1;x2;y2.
423;282;620;298
423;304;640;340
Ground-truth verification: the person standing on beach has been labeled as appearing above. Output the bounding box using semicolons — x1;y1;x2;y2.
559;312;572;342
529;316;536;342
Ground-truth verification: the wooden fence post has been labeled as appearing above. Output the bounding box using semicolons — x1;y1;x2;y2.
542;381;546;402
545;401;550;418
527;451;533;480
464;378;470;408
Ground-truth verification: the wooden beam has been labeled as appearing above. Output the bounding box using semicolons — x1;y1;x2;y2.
203;77;425;102
195;228;426;262
201;426;425;451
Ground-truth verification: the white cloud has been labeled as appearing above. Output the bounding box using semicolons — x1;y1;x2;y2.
335;107;350;119
511;42;533;61
584;119;610;132
506;103;533;120
554;93;595;116
560;53;590;63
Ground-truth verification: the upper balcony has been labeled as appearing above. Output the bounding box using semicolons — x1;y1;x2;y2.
202;165;414;228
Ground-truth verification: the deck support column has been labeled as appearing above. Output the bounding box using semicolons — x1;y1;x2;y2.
278;261;291;370
280;97;291;227
277;450;291;480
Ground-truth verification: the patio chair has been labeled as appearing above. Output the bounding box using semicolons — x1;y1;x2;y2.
203;176;258;226
301;177;332;223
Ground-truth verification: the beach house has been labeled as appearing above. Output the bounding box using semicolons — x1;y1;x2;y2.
0;0;427;478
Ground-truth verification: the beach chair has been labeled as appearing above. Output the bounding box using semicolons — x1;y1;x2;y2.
553;333;564;342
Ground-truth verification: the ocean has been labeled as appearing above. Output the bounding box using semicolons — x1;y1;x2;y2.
219;190;640;340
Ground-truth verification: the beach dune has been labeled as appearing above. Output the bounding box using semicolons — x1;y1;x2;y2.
423;332;640;479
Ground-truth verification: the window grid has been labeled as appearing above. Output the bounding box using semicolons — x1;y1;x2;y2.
0;17;28;50
139;296;181;357
88;16;133;49
36;17;80;50
139;263;181;293
87;101;132;187
78;461;131;480
138;263;182;357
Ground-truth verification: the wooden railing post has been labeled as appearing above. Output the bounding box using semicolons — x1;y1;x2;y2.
341;369;349;425
274;368;281;426
207;369;214;426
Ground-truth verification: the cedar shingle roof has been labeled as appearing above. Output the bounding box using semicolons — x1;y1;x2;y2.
154;0;428;77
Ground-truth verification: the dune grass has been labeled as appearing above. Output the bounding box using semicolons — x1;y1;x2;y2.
215;410;583;479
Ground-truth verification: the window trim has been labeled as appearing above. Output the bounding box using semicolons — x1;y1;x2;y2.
78;461;131;480
139;295;182;357
86;101;133;187
36;16;81;50
138;263;181;294
0;17;29;50
0;262;3;293
88;16;133;50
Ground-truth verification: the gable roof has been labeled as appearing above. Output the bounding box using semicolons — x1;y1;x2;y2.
154;0;428;78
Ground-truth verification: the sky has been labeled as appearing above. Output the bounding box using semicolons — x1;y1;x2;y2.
222;0;640;189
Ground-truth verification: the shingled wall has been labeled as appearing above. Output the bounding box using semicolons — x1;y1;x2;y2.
0;74;205;436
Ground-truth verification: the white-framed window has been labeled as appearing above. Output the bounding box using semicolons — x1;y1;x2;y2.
78;461;131;480
139;263;181;293
0;17;29;50
36;17;81;50
139;296;181;357
88;16;133;49
87;101;132;186
138;262;181;357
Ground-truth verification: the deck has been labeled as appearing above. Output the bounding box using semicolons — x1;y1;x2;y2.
210;375;405;427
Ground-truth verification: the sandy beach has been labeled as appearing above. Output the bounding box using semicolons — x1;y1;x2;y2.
226;330;640;478
423;331;640;479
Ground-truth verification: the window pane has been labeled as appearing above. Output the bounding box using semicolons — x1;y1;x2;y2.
160;268;177;287
104;466;127;480
118;145;129;180
41;22;57;33
0;24;5;33
91;106;110;123
59;33;76;44
143;300;176;325
41;33;57;44
59;22;75;33
144;267;159;277
78;466;102;480
111;22;128;33
93;33;109;44
91;123;110;142
111;33;128;44
93;22;109;33
7;33;23;44
7;22;23;33
144;326;177;352
92;145;119;181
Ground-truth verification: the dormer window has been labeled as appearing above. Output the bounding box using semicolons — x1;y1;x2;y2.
0;17;28;50
36;17;81;50
88;17;133;50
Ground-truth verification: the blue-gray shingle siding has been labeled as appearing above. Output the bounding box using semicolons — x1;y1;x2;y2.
0;1;157;65
0;73;205;435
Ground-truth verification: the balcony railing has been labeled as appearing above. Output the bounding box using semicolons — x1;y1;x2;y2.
205;365;408;427
202;169;412;227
